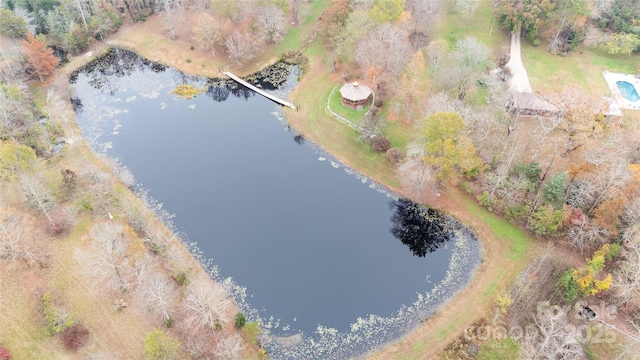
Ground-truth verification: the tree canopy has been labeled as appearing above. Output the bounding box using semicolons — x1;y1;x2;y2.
421;112;481;189
496;0;555;39
21;32;59;81
369;0;405;24
0;8;28;38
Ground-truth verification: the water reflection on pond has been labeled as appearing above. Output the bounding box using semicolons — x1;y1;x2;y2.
70;48;482;359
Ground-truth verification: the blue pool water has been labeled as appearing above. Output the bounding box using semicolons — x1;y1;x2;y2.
617;81;640;102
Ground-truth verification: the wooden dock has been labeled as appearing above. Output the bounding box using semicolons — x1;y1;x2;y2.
223;72;296;110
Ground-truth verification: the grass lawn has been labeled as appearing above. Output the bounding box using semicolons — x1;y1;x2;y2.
384;119;413;150
436;0;508;51
462;195;529;262
522;42;640;95
275;0;327;54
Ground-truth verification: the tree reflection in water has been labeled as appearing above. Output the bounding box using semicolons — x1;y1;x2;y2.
390;198;451;257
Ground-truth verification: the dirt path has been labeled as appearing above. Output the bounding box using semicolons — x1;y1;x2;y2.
505;30;533;93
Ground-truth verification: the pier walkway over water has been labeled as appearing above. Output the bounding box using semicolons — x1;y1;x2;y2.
223;72;296;110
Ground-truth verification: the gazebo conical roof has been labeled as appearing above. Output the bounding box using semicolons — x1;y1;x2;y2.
339;82;372;101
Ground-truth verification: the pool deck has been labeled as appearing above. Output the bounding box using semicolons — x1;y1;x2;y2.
602;71;640;111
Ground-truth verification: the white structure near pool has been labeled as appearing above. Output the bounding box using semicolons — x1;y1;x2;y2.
603;71;640;111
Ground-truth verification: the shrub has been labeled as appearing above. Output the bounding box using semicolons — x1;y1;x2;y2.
0;344;11;360
514;162;541;184
495;293;513;314
145;239;166;254
370;135;391;152
476;191;493;212
172;271;188;286
529;205;569;236
113;298;128;311
561;269;580;302
214;322;222;331
561;244;617;301
543;171;568;207
61;324;90;351
386;148;402;164
505;204;530;222
42;293;75;336
163;317;174;328
144;329;179;360
49;206;73;235
78;195;93;212
235;312;246;329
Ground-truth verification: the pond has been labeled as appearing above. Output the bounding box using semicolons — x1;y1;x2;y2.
69;48;482;359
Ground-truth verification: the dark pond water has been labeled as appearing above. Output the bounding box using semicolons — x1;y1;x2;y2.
70;48;482;359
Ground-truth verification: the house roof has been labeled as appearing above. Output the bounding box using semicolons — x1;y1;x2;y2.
511;92;561;114
339;82;372;101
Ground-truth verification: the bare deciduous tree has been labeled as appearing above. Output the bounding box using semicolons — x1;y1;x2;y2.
225;32;260;65
20;175;54;225
193;13;225;56
174;0;187;24
139;275;177;322
565;217;609;253
424;40;448;94
520;309;584;359
158;0;176;39
614;232;640;307
437;37;489;100
183;274;234;332
71;0;89;28
86;222;130;291
79;222;150;293
407;0;443;34
335;10;374;62
398;143;436;202
456;0;479;26
258;5;285;44
566;156;632;215
214;334;245;360
0;209;37;263
356;24;412;79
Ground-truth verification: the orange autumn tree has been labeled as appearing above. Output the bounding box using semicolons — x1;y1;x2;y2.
22;33;59;82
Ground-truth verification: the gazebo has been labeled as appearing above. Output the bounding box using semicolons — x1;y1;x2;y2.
339;82;372;110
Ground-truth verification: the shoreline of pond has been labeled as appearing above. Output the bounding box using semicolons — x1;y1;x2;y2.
54;34;531;358
68;49;486;358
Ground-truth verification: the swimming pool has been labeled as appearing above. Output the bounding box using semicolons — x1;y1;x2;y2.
617;81;640;102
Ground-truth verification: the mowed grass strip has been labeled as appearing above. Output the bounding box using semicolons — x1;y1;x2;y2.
461;195;530;261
